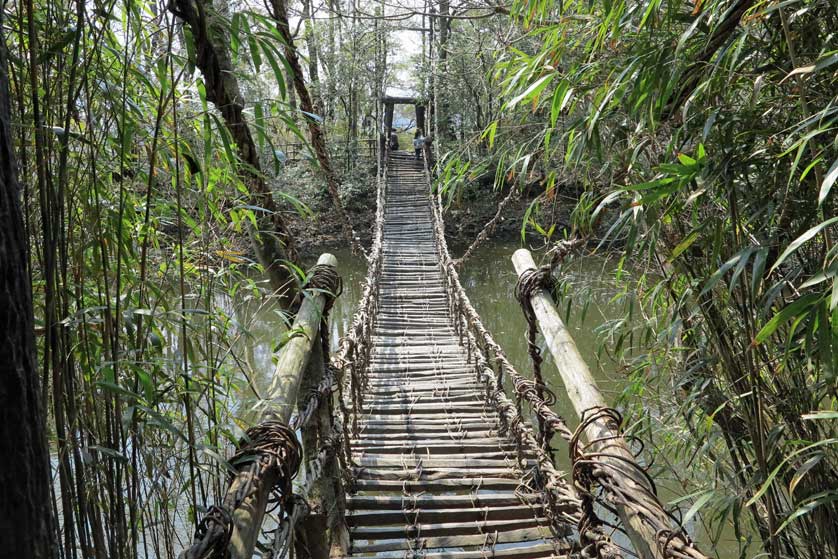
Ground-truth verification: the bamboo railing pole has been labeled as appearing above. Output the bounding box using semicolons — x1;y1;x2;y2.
511;248;663;559
265;252;338;421
297;330;350;559
227;252;338;559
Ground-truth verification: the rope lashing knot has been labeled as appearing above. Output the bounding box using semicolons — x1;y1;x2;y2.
266;493;313;559
514;237;583;326
575;481;622;559
297;261;345;432
303;263;343;309
515;265;557;305
291;358;343;431
229;420;302;506
511;373;558;406
515;262;563;452
570;407;630;546
181;420;302;559
570;407;709;559
578;534;622;559
657;529;703;559
187;505;233;559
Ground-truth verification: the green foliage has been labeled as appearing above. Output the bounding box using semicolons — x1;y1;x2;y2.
434;0;838;556
4;0;312;555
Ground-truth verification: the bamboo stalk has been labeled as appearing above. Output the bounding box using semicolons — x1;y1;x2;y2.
225;252;338;559
512;248;666;559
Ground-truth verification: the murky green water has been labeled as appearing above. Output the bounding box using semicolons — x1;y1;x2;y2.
227;237;744;556
51;240;746;556
237;241;628;437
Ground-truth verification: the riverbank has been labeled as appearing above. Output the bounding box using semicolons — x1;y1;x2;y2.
281;160;580;257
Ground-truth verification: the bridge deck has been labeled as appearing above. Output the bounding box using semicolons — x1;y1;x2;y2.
346;153;565;559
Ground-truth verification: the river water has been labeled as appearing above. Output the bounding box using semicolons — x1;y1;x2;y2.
323;240;629;461
48;239;748;557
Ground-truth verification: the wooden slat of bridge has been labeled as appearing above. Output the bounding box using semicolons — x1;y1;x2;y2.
346;153;567;559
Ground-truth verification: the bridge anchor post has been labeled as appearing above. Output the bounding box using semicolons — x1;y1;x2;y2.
513;248;679;559
225;253;341;559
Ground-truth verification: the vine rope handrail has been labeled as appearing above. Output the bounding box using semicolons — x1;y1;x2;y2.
330;143;389;491
424;159;623;558
425;155;710;559
183;148;712;559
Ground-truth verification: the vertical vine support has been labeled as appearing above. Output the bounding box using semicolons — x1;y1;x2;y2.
296;328;350;559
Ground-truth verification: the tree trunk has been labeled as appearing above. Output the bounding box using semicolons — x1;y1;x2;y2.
268;0;363;255
287;64;298;112
663;0;755;118
436;0;452;142
168;0;300;305
0;16;57;559
301;0;321;111
416;104;426;133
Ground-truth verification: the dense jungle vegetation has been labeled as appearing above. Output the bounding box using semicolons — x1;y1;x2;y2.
0;0;836;557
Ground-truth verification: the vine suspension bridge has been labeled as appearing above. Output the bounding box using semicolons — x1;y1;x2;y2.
180;148;711;559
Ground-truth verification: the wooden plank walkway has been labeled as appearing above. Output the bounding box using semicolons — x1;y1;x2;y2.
345;152;566;559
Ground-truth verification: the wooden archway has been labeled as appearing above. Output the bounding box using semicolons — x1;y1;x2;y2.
382;95;427;135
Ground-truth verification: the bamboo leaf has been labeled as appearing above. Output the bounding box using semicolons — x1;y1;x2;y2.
260;42;287;98
482;121;498;148
248;34;262;72
754;293;821;344
781;52;838;83
254;102;266;150
746;438;838;507
88;445;129;464
669;231;699;262
701;250;747;296
776;492;838;534
789;454;823;496
751;248;768;294
507;74;554;109
771;217;838;273
819;157;838;206
682;490;714;526
801;411;838;420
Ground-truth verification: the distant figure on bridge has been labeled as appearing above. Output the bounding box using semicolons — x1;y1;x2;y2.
388;130;399;151
413;129;425;160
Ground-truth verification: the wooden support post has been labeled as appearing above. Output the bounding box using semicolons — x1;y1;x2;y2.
511;249;665;559
227;253;338;559
296;339;330;559
297;330;350;559
416;104;426;132
384;102;394;134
